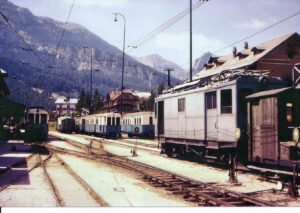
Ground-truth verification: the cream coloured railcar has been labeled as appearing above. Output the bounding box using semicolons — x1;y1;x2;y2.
155;76;285;162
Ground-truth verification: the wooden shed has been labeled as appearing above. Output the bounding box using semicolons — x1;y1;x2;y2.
246;87;300;167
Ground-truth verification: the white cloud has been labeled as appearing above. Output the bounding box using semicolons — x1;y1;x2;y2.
64;0;129;7
238;18;268;29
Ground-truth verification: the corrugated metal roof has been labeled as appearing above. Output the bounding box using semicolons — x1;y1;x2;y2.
246;87;291;99
193;33;296;80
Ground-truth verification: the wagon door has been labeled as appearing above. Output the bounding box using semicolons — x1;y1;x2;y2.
251;98;278;162
157;101;164;135
205;91;218;141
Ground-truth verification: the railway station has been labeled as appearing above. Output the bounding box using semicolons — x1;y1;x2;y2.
0;0;300;209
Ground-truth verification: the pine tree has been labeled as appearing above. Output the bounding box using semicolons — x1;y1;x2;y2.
76;88;86;115
157;83;164;95
85;94;91;113
92;89;101;114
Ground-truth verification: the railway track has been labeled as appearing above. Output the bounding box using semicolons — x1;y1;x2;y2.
38;152;109;207
0;154;52;192
44;136;279;207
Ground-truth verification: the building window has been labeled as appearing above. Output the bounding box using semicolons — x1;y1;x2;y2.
286;103;293;122
206;92;216;109
221;89;232;114
178;98;185;112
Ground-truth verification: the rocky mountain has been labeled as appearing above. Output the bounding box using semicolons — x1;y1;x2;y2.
0;0;178;110
193;52;213;74
135;54;188;81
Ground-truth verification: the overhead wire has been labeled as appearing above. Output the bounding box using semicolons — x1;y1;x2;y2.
127;0;209;53
179;10;300;69
0;9;48;67
54;0;75;61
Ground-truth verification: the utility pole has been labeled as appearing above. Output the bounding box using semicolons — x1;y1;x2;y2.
113;12;126;115
189;0;193;82
164;68;174;87
83;46;93;101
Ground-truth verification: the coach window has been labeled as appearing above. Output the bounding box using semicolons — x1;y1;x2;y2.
221;89;232;114
206;92;216;109
116;117;120;125
149;116;153;125
41;114;47;124
107;117;111;126
178;98;185;112
286;103;293;122
28;114;34;124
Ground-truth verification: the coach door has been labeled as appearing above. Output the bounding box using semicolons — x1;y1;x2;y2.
157;101;164;135
205;91;218;141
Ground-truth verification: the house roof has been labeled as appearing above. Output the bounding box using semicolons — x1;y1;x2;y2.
106;89;139;101
193;33;297;80
0;68;8;77
246;87;291;99
55;98;78;104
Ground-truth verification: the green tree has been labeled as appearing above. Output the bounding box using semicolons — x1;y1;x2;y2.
92;89;102;114
76;88;86;115
85;94;91;113
139;90;155;111
157;83;164;95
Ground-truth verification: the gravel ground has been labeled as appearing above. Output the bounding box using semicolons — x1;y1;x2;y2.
48;132;300;206
44;155;100;206
57;153;192;207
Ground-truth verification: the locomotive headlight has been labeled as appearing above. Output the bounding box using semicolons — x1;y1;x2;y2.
293;128;299;143
235;128;241;140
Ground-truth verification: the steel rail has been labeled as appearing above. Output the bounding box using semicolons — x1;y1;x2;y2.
44;142;278;207
52;152;109;207
0;154;52;192
38;154;63;207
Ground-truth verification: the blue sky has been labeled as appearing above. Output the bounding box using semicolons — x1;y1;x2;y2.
8;0;300;69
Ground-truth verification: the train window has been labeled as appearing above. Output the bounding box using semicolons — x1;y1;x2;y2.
221;89;232;114
116;117;120;125
112;117;115;126
107;117;111;126
178;98;185;112
206;92;216;109
286;103;293;122
35;114;39;124
41;114;47;124
149;117;153;125
28;114;34;124
139;118;141;125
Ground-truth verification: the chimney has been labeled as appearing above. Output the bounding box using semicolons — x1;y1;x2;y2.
244;42;249;49
232;47;237;57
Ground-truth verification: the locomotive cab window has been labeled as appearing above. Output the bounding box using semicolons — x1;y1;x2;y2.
178;98;185;112
28;114;34;124
41;114;47;124
221;89;232;114
206;91;216;109
286;103;293;122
